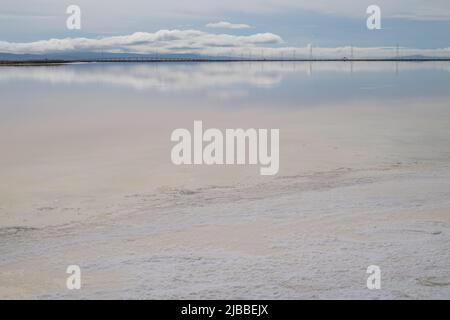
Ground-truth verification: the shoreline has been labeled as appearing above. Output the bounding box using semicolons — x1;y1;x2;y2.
2;58;450;66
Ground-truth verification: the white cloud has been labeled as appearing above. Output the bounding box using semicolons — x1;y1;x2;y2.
1;30;450;59
0;29;283;55
206;21;251;29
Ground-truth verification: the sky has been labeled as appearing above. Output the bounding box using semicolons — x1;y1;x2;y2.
1;0;450;57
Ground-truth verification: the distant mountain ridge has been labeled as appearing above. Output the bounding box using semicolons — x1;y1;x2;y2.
0;52;208;61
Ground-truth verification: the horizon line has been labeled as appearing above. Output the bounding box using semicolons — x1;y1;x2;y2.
2;58;450;66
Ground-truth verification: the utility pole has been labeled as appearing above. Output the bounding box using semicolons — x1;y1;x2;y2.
395;43;400;75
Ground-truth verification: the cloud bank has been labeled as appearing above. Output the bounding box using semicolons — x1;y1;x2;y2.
1;30;450;59
0;29;282;55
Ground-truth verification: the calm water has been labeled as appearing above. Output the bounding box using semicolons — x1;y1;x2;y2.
1;62;450;110
1;61;450;198
1;61;450;190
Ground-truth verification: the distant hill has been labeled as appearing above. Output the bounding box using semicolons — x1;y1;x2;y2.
397;55;444;60
1;52;449;62
0;51;212;61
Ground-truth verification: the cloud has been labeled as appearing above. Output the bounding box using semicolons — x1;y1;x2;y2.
2;0;449;22
0;29;283;55
206;21;251;29
0;30;449;59
1;1;450;48
279;1;450;21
